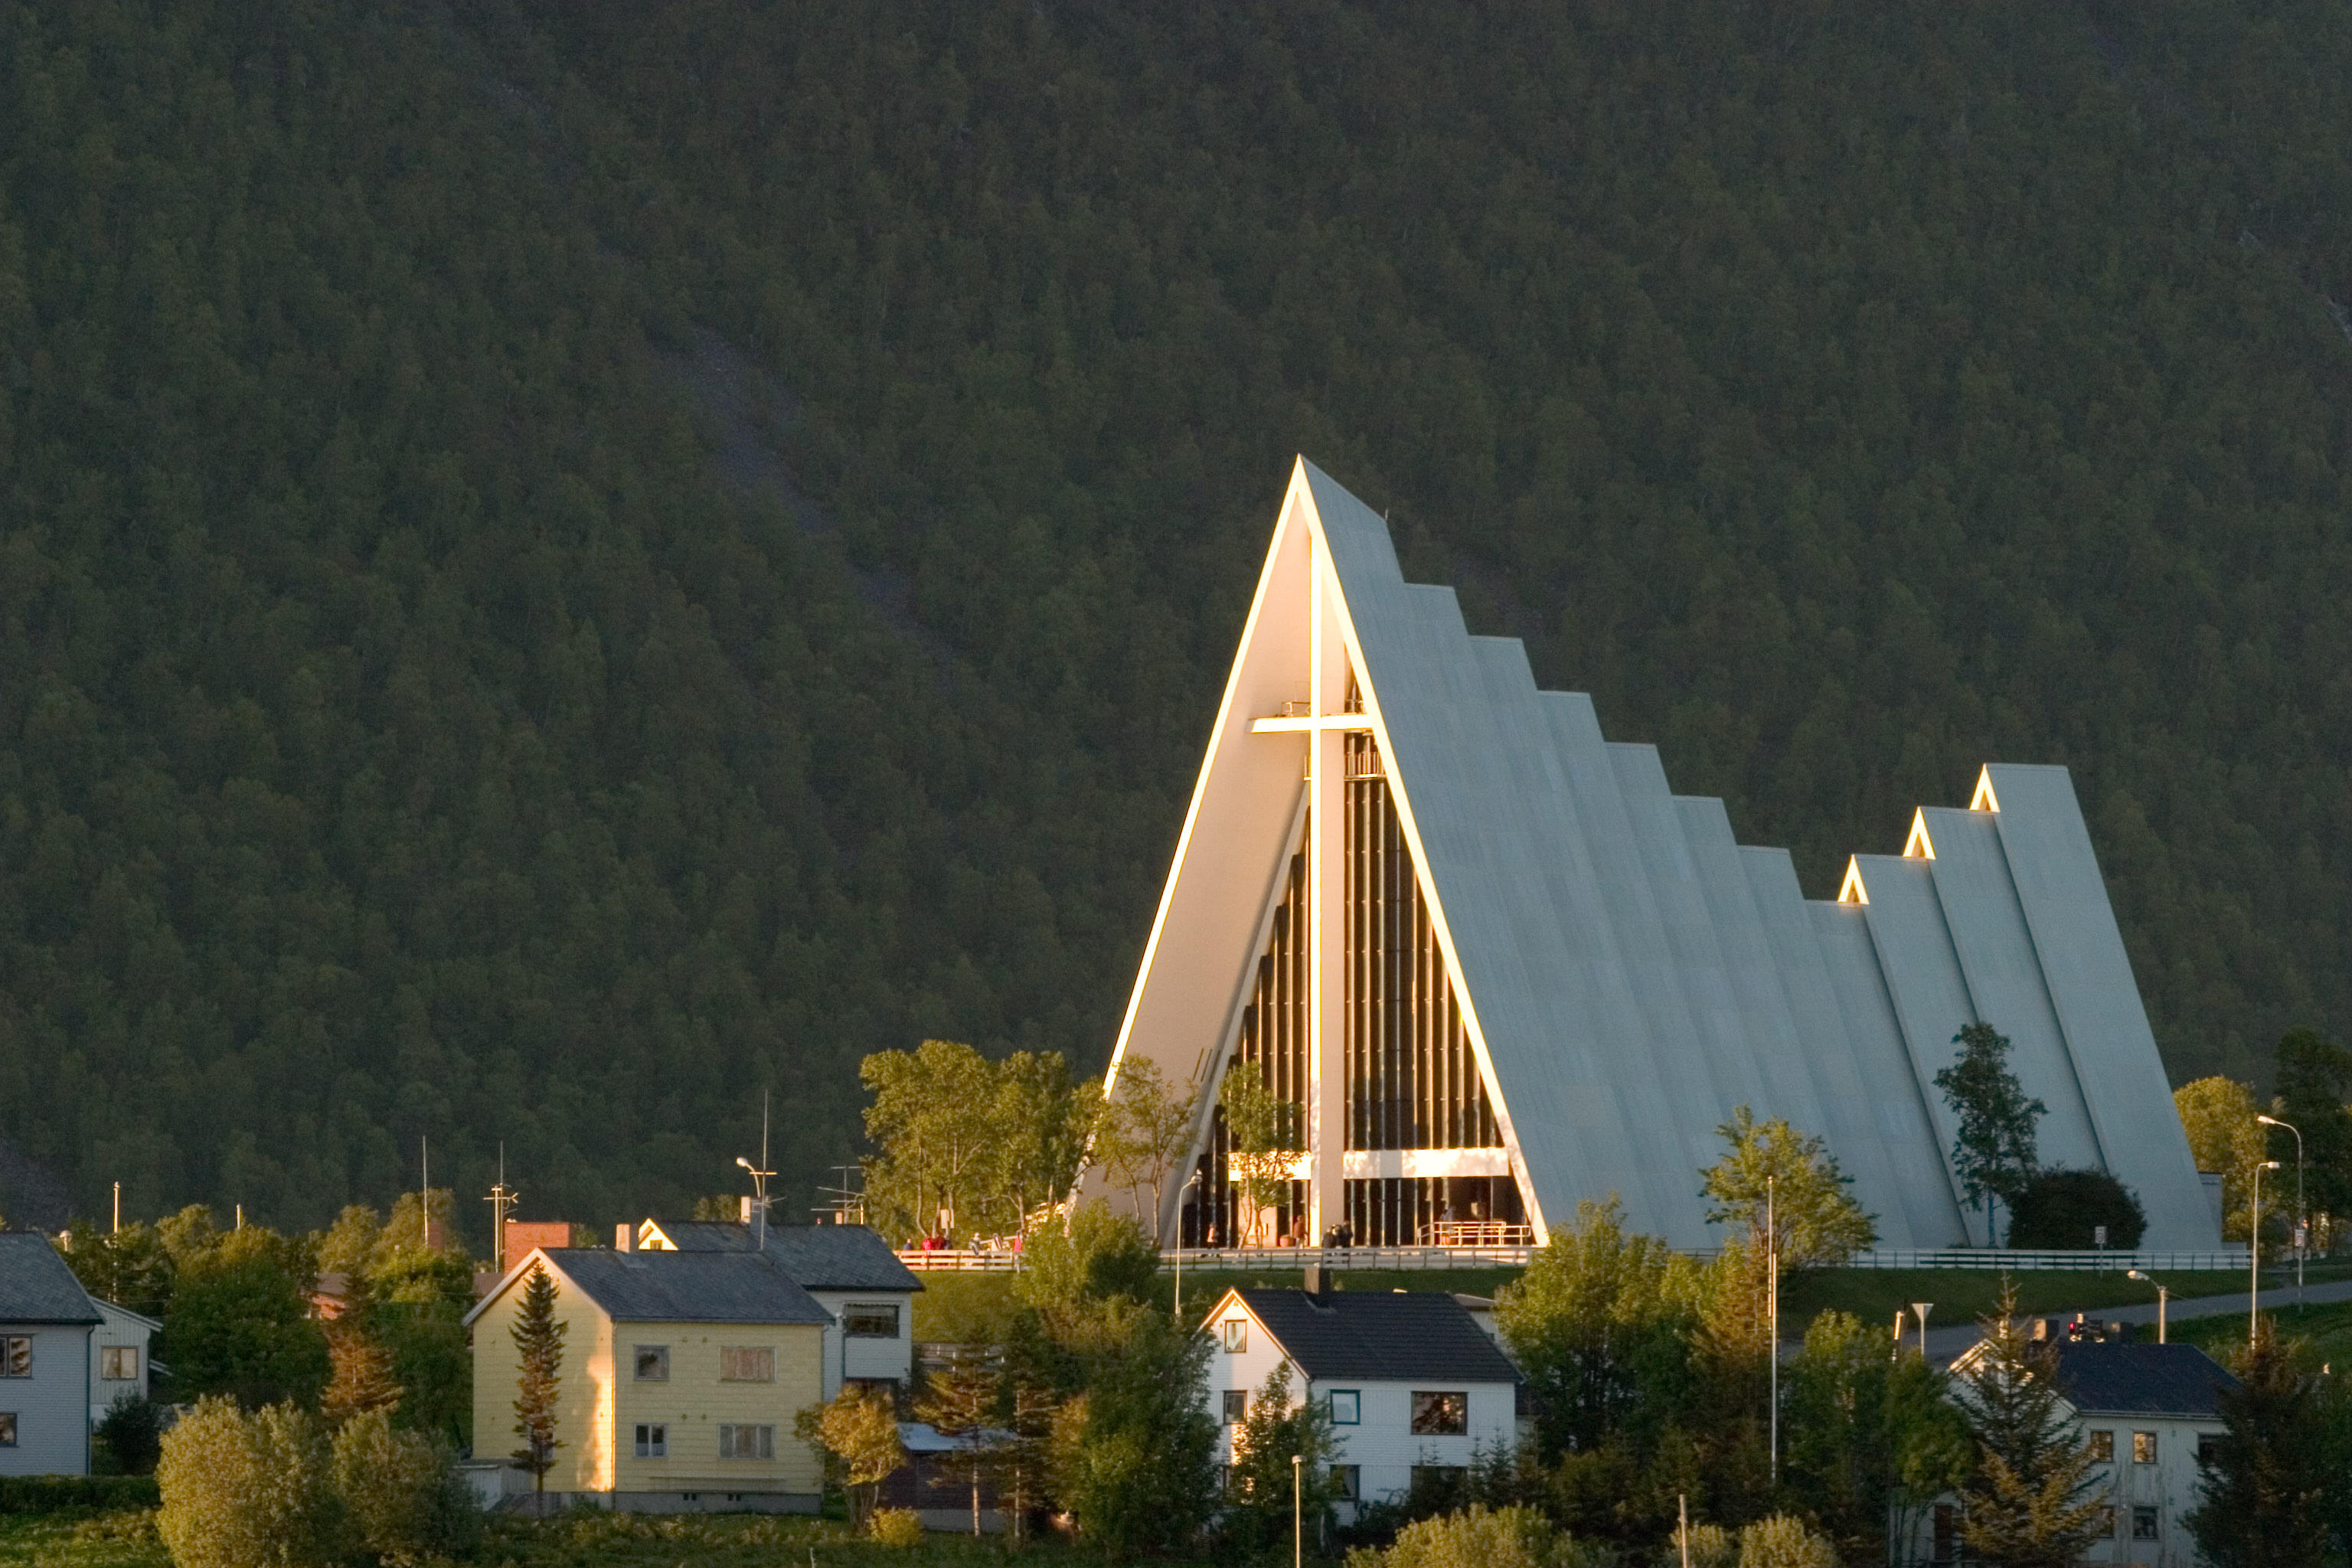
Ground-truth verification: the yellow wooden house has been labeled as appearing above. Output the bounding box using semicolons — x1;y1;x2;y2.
465;1238;832;1511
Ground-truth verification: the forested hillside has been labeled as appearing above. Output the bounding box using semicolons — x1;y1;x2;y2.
2;0;2347;1240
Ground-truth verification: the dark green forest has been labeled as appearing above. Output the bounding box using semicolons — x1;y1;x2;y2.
1;0;2346;1243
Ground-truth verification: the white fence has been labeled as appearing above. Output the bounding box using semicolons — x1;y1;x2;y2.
1842;1247;2252;1272
899;1244;2254;1274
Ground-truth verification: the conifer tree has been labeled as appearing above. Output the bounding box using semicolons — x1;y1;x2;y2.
322;1273;403;1429
1954;1280;2106;1568
915;1348;1005;1535
2185;1321;2328;1568
508;1265;567;1495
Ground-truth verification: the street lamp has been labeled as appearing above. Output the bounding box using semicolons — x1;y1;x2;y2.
736;1155;773;1250
2256;1115;2305;1308
1292;1453;1303;1568
1174;1169;1204;1328
2249;1159;2282;1347
2125;1269;2168;1344
1911;1302;1933;1361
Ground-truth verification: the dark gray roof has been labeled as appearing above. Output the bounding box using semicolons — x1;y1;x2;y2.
1233;1289;1520;1385
654;1221;922;1292
0;1234;102;1324
2052;1341;2238;1418
549;1250;831;1325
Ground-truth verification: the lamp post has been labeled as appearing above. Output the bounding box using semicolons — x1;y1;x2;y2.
1911;1302;1932;1361
736;1155;773;1250
1766;1174;1778;1486
1174;1169;1203;1328
2125;1269;2168;1343
2256;1114;2305;1308
2249;1159;2281;1347
1292;1453;1303;1568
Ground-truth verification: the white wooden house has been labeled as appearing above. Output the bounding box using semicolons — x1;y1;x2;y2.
0;1234;103;1475
1200;1272;1519;1520
1913;1325;2236;1568
87;1299;158;1426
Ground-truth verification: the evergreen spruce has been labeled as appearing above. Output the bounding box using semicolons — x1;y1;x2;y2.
2185;1321;2329;1568
321;1272;403;1429
913;1348;1005;1536
508;1266;567;1494
1954;1281;2106;1568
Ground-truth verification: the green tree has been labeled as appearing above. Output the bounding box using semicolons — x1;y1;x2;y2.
2184;1321;2330;1568
805;1386;908;1527
156;1398;348;1568
1015;1204;1158;1316
1223;1361;1338;1554
2004;1170;2145;1250
1494;1197;1706;1456
1936;1025;2046;1243
94;1390;163;1476
1700;1106;1877;1267
2174;1079;2270;1242
2269;1028;2352;1246
508;1264;566;1494
159;1226;331;1408
322;1273;404;1429
1953;1282;2106;1568
1050;1308;1219;1560
1782;1311;1969;1563
1093;1057;1198;1243
861;1040;1092;1246
55;1222;175;1321
1219;1068;1303;1247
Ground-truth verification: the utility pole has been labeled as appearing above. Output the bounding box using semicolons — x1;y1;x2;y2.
486;1144;519;1275
1767;1174;1778;1485
1292;1453;1302;1568
1174;1170;1202;1328
1679;1494;1691;1568
112;1181;120;1236
420;1134;430;1248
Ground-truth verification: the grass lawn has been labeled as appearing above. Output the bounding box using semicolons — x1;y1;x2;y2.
2169;1299;2352;1364
0;1508;1135;1568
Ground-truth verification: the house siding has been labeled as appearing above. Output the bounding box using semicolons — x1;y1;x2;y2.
0;1324;93;1476
807;1289;913;1396
609;1320;825;1495
469;1262;616;1492
87;1302;155;1424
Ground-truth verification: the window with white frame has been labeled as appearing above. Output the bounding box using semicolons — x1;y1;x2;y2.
2132;1507;2159;1541
634;1423;667;1458
720;1346;774;1382
1222;1318;1248;1354
2086;1429;2113;1462
0;1413;14;1446
2132;1431;2157;1463
719;1423;775;1459
0;1338;28;1377
100;1346;139;1380
843;1303;900;1338
1222;1389;1247;1424
1328;1389;1360;1424
1331;1465;1361;1501
635;1345;670;1381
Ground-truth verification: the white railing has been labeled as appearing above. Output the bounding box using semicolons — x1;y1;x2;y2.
895;1243;1538;1272
1842;1247;2252;1272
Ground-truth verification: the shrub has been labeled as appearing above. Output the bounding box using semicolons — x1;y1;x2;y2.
1350;1504;1616;1568
1736;1514;1838;1568
2005;1170;2147;1250
156;1398;348;1568
332;1406;482;1564
95;1391;164;1476
1014;1204;1158;1311
0;1475;161;1513
1670;1521;1735;1568
871;1508;926;1546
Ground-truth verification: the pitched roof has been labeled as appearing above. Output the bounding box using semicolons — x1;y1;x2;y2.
537;1250;832;1325
1230;1289;1520;1385
645;1221;922;1292
0;1234;103;1324
2052;1341;2238;1419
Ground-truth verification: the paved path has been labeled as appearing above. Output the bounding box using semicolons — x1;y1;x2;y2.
1909;1275;2352;1362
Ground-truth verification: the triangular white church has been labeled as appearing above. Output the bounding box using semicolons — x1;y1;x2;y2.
1090;459;2215;1253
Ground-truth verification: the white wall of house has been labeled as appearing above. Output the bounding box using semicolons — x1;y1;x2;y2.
0;1324;93;1475
1902;1410;2223;1568
1200;1298;1513;1519
806;1289;914;1398
87;1301;156;1425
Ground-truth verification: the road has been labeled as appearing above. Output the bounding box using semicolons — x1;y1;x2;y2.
1909;1274;2352;1362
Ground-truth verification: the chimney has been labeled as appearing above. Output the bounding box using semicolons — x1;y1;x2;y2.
615;1222;634;1253
1303;1264;1330;1302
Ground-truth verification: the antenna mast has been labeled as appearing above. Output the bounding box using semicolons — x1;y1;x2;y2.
485;1143;520;1274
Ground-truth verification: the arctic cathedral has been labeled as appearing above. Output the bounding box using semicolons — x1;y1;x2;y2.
1093;459;2216;1253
